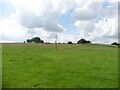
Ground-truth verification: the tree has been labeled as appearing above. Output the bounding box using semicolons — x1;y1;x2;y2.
31;37;41;43
86;40;91;43
41;40;44;43
26;39;31;43
77;38;91;44
26;37;44;43
45;42;51;44
77;38;86;44
68;41;73;44
111;42;120;46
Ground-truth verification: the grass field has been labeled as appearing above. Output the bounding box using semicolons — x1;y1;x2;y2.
2;43;118;88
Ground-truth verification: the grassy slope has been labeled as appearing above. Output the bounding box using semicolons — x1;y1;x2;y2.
2;43;118;88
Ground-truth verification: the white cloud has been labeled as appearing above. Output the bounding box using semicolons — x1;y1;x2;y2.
73;1;118;44
0;0;119;43
10;0;66;33
0;18;27;42
56;33;80;43
92;17;118;43
72;1;103;20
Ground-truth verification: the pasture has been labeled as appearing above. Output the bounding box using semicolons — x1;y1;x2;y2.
2;43;118;88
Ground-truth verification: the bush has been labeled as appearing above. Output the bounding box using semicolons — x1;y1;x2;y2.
77;38;91;44
26;39;31;43
26;37;44;43
68;41;73;44
111;42;120;46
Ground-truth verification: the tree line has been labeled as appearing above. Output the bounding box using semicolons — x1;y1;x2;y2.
25;37;91;44
25;37;119;46
68;38;91;44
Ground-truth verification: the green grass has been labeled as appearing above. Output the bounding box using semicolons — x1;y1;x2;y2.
2;43;118;88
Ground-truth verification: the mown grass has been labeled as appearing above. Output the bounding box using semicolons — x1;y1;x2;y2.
2;43;118;88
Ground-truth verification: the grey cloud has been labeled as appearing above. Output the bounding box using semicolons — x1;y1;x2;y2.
44;23;64;32
72;10;97;20
102;2;118;18
18;8;64;33
72;2;103;21
106;34;118;39
47;33;57;38
19;9;43;28
91;34;118;44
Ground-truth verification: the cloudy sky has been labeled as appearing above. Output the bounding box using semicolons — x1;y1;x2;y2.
0;0;118;43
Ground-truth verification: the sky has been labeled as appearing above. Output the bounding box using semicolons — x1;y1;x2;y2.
0;0;119;43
